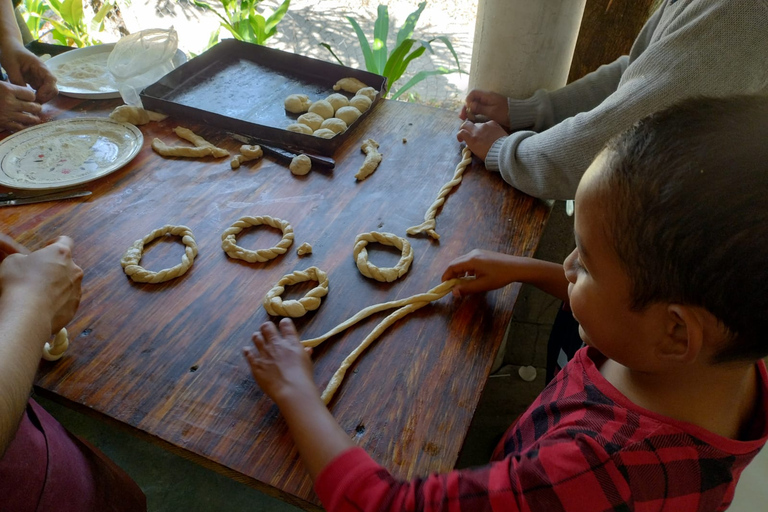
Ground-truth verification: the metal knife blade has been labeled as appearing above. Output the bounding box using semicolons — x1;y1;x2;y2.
0;190;91;207
228;132;335;170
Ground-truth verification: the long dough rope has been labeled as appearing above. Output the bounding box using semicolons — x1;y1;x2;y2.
151;126;229;159
353;231;413;283
302;278;460;404
42;328;69;361
221;216;294;263
263;266;330;318
355;139;382;181
406;146;472;240
120;225;198;283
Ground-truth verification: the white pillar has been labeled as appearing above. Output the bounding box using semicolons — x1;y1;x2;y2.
468;0;587;98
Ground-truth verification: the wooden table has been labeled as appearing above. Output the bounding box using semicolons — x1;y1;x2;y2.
1;96;550;510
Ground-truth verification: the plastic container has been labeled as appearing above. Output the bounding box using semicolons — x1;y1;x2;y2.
108;28;179;107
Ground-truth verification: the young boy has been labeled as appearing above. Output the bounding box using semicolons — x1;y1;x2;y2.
244;95;768;511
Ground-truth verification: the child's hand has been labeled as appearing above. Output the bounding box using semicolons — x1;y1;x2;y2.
244;319;319;405
443;249;525;298
459;89;510;127
456;120;508;161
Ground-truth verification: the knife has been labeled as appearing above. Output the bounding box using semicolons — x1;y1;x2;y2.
227;132;335;170
0;189;92;207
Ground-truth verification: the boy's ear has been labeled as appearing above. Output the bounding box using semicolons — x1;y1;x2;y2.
656;304;705;364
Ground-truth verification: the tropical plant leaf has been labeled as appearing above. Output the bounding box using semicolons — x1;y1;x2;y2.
90;1;114;33
58;0;84;29
372;4;389;73
319;43;346;67
434;35;464;73
390;67;458;101
389;41;426;87
265;0;291;34
395;1;426;48
347;16;377;73
250;14;267;44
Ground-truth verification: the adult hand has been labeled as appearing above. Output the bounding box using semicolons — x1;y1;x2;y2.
442;249;526;298
0;44;58;103
0;80;43;132
459;89;510;128
456;120;508;161
244;319;318;405
0;236;83;333
0;233;29;260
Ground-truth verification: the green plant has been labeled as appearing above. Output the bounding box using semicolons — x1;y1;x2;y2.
193;0;291;48
320;2;462;100
21;0;115;47
20;0;48;40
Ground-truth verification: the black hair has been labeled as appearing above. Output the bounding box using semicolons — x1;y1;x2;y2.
600;95;768;363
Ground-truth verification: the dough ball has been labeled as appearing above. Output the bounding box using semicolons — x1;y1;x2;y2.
284;94;312;114
308;99;334;119
333;77;367;93
320;117;347;134
326;93;349;112
313;128;336;139
355;87;377;101
289;154;312;175
286;123;313;135
349;95;372;112
335;106;362;126
297;112;324;131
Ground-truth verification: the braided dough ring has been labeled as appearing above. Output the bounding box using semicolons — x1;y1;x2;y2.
263;266;329;317
120;225;198;283
221;216;294;263
353;231;413;282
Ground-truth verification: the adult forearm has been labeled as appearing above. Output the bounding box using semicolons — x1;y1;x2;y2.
0;0;23;52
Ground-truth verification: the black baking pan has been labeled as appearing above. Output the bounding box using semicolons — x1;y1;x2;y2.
140;39;386;157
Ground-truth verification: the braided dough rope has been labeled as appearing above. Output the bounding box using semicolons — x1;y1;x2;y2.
42;328;69;361
263;266;329;317
353;231;413;283
120;225;198;283
221;216;294;263
406;146;472;240
302;278;460;404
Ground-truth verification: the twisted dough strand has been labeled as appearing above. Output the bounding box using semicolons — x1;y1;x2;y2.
406;146;472;240
353;231;413;282
221;216;294;263
42;328;69;361
120;225;198;283
263;266;329;317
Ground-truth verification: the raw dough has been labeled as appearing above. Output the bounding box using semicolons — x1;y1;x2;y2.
152;126;229;159
333;77;367;93
109;105;167;125
335;106;362;126
355;139;382;181
353;231;413;282
355;87;377;101
286;123;313;135
42;328;69;361
297;112;324;131
263;266;329;317
349;95;372;113
120;225;198;283
320;118;347;134
289;154;312;175
313;128;336;139
284;94;312;114
407;146;472;240
297;242;313;256
325;93;349;112
221;215;294;263
308;100;334;120
230;144;263;169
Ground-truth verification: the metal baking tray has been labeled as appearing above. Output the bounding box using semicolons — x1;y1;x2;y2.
140;40;386;157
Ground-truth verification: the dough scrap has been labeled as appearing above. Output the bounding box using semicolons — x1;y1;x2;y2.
333;77;368;93
286;123;313;135
302;278;461;404
308;100;334;120
355;138;382;181
326;93;349;112
320;118;347;134
120;225;198;283
221;215;294;263
353;231;413;282
290;154;312;176
297;242;313;256
42;328;69;361
110;105;167;125
284;94;312;114
263;266;329;317
230;145;263;169
349;95;372;113
297;112;324;131
407;146;472;240
152;127;229;159
355;87;377;102
335;106;362;126
313;128;336;139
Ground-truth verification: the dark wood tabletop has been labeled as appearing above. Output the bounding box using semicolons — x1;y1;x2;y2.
0;95;551;510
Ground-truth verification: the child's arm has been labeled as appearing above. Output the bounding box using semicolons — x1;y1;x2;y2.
442;249;569;303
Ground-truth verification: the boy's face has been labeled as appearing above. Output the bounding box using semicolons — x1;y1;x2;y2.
563;153;665;370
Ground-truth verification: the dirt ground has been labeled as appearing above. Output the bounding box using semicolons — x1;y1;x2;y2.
113;0;477;109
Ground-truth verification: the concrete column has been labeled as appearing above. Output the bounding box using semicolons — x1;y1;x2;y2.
468;0;587;98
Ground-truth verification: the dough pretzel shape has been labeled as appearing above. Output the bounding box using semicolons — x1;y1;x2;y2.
43;328;69;361
263;266;329;317
407;146;472;240
353;231;413;282
302;278;460;404
221;216;294;263
120;225;198;283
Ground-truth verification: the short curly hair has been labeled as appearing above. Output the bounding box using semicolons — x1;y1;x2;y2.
599;95;768;363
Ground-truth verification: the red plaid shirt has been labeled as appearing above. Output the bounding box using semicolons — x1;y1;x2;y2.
315;348;768;511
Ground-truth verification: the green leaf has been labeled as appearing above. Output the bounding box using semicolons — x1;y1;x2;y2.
206;27;221;49
319;43;346;67
347;16;377;73
390;67;459;100
434;35;464;73
381;38;415;92
264;0;290;34
395;1;425;48
388;40;426;87
89;0;113;33
58;0;84;28
249;14;267;44
372;4;389;73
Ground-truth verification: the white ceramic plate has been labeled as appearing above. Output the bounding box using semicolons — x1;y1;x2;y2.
46;43;187;99
0;117;143;191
